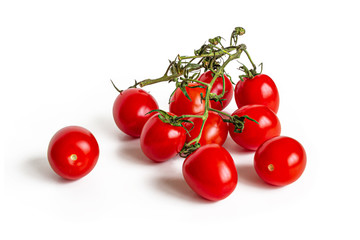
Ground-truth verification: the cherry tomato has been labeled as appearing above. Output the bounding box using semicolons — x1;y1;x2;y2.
198;71;233;110
47;126;100;180
169;83;208;116
140;113;186;162
229;105;281;151
254;136;306;186
184;111;228;146
113;88;159;137
235;74;280;113
182;144;238;201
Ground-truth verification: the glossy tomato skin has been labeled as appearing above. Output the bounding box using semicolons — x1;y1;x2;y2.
198;71;233;110
140;114;186;163
113;88;159;138
184;111;228;146
47;126;100;180
182;144;238;201
169;83;208;116
235;74;280;113
254;136;306;186
229;105;281;151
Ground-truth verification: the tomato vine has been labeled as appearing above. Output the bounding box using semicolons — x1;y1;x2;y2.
114;27;259;157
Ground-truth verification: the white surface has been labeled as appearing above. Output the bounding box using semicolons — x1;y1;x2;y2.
1;0;359;239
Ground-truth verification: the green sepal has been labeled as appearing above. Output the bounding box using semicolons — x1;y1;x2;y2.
223;114;258;133
146;109;170;120
189;71;200;80
179;142;201;158
180;86;192;101
238;62;253;79
208;92;226;107
146;109;195;137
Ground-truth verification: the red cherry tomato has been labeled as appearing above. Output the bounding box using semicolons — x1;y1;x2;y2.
254;136;306;186
184;111;228;146
47;126;100;180
182;144;238;201
198;71;233;110
229;105;281;151
169;83;208;116
235;74;280;113
113;88;159;138
140;113;186;162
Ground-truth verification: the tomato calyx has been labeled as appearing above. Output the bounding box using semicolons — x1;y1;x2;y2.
207;71;234;107
208;92;226;108
148;109;204;158
208;107;258;133
238;62;264;81
168;79;206;104
147;109;194;136
238;48;264;81
179;142;201;158
223;114;258;133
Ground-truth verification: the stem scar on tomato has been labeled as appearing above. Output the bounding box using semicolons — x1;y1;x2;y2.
70;154;77;161
268;164;274;172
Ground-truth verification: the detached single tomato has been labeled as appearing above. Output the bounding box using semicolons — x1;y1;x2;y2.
198;71;233;110
184;111;228;146
235;74;280;113
229;105;281;151
182;144;238;201
48;126;100;180
113;88;159;137
169;83;208;116
254;136;306;186
140;113;186;162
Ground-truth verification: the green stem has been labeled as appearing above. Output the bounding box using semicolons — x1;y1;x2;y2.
185;46;245;147
187;112;208;145
244;49;257;71
133;45;245;89
133;62;205;89
176;114;203;119
179;46;239;60
189;79;210;87
213;45;231;56
217;74;226;99
208;108;232;118
136;74;182;88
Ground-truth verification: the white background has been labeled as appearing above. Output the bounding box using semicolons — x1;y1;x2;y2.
1;0;359;239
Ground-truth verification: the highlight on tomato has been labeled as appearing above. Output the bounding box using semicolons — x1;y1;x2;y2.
47;126;100;180
229;104;281;151
113;88;159;138
198;71;234;111
140;111;187;163
235;74;280;113
254;136;306;186
169;83;208;116
182;144;238;201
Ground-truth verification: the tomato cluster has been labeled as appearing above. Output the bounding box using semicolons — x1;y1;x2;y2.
46;27;306;202
111;69;306;200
